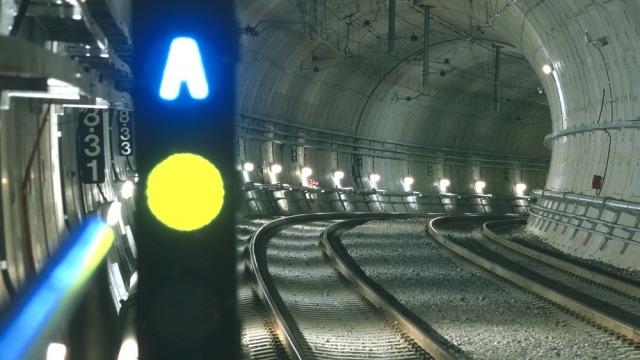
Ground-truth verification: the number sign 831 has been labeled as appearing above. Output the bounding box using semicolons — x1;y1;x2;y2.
79;108;106;184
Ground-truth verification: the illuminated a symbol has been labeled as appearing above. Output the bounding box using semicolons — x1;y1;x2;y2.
159;37;209;100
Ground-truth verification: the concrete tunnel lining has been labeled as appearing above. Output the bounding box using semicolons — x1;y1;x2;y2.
235;0;640;270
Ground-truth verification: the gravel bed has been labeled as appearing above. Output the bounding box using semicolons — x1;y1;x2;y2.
339;218;640;360
490;222;640;286
265;221;429;359
443;221;640;330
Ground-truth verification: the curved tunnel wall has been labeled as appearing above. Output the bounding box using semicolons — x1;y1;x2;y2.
235;1;640;270
497;1;640;200
235;0;553;217
495;2;640;270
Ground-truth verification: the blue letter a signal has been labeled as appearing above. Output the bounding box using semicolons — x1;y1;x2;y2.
159;37;209;100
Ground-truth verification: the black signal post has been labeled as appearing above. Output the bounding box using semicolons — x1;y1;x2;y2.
132;1;239;359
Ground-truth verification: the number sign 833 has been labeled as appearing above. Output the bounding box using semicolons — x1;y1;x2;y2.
118;110;133;156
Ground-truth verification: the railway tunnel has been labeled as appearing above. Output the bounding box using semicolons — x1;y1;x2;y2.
0;0;639;359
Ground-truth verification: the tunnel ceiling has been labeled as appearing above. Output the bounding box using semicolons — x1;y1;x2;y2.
236;0;553;158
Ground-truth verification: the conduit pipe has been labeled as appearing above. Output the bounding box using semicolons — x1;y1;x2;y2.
22;100;53;274
240;132;549;172
254;20;317;33
421;5;431;86
239;112;552;161
542;120;640;148
494;46;501;111
388;0;395;55
532;189;640;212
250;20;318;37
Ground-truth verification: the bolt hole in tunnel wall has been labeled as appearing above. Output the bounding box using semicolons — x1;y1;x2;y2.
234;0;640;271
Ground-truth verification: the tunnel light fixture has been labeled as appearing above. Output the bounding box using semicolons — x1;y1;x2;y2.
270;164;282;174
439;179;450;187
243;162;254;172
47;343;67;360
369;173;381;182
542;64;553;74
121;180;134;199
301;167;312;177
475;181;486;190
516;183;527;194
107;202;122;226
333;170;344;180
70;3;83;20
118;339;138;360
403;176;414;185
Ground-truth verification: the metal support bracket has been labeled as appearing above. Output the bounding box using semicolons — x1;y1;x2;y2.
0;35;131;110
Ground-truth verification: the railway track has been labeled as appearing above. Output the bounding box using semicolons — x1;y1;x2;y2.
240;213;640;359
430;216;640;348
243;213;455;360
339;216;640;358
236;219;286;360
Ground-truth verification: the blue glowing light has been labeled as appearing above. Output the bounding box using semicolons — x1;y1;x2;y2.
0;217;113;360
159;37;209;100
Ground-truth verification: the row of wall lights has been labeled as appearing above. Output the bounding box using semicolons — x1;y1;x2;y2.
242;162;527;193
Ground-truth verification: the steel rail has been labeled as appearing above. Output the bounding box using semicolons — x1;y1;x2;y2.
428;216;640;343
483;220;640;298
320;217;458;360
246;212;453;360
